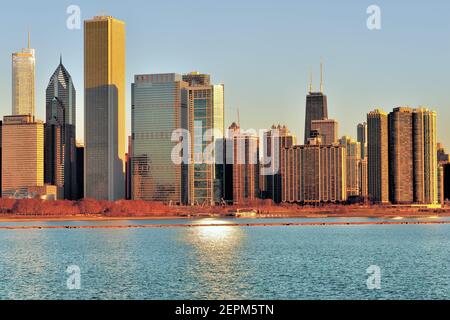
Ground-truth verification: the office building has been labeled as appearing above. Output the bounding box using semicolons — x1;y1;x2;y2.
131;73;188;203
182;72;224;206
44;58;77;199
304;64;328;143
84;15;126;200
12;33;35;117
2;115;44;197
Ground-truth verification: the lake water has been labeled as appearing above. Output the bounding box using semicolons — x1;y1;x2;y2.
0;218;449;300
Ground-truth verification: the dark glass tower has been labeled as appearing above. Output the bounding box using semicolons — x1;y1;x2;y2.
44;57;77;199
304;93;328;144
304;65;328;144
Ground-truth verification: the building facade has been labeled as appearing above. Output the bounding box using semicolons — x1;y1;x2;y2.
388;107;438;205
84;15;126;200
311;119;338;145
225;123;260;205
12;36;35;117
367;109;390;203
2;115;44;197
44;59;77;199
182;72;224;206
304;92;328;144
339;136;361;198
282;143;347;203
131;73;188;204
262;125;296;203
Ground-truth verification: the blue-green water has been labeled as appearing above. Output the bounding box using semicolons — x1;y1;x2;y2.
0;218;449;300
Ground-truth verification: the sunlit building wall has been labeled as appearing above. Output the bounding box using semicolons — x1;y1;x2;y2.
182;72;224;206
339;136;361;197
367;109;390;203
282;144;346;203
131;73;188;204
311;119;338;145
84;16;126;200
2;115;44;196
12;40;35;117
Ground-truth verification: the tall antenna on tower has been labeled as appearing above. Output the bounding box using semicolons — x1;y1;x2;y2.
27;29;30;48
320;58;324;93
309;66;313;93
237;108;241;127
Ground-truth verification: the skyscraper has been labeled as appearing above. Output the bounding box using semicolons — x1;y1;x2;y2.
304;64;328;144
339;136;361;197
226;123;260;205
262;125;296;203
12;33;35;116
2;115;43;196
357;122;368;199
131;73;188;203
84;16;126;200
412;108;437;204
357;122;368;159
311;119;338;145
388;107;414;204
44;58;77;199
367;109;389;203
182;72;224;206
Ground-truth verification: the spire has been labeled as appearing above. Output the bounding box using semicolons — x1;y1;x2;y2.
27;29;30;48
60;54;63;65
320;58;324;93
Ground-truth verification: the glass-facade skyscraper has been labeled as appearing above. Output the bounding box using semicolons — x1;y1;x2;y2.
131;73;188;204
44;58;77;199
182;72;224;206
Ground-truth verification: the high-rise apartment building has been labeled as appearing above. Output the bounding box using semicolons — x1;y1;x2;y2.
12;34;35;116
84;16;126;200
357;122;368;159
387;107;437;205
44;58;77;199
311;119;338;145
225;123;260;205
131;73;188;204
182;72;224;206
367;109;389;203
282;143;347;203
2;115;43;196
339;136;361;197
412;108;437;205
262;125;296;203
388;107;414;204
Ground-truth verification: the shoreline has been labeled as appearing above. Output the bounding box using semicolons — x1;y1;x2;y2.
0;220;450;230
1;211;450;223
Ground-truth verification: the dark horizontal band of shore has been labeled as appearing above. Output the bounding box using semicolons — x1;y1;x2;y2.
1;220;450;230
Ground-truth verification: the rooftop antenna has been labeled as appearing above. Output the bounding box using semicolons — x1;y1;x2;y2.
309;66;313;93
320;58;324;93
237;108;241;127
27;29;30;48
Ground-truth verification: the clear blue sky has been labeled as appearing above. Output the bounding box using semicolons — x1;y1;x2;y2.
1;0;449;148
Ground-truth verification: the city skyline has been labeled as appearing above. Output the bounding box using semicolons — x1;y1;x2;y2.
0;1;450;150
